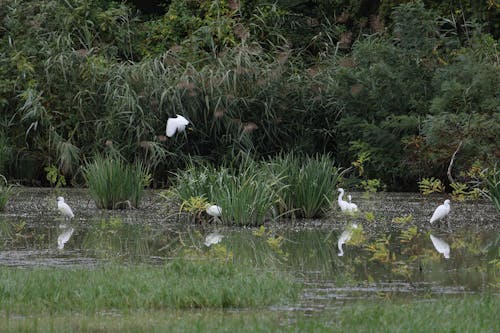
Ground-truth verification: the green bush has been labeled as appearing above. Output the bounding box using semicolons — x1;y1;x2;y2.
83;155;150;209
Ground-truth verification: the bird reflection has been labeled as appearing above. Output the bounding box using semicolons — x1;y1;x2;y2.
57;224;75;250
337;223;358;256
204;232;224;247
430;234;450;259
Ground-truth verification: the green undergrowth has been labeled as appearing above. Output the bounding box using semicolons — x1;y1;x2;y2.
0;259;299;315
83;155;151;209
165;154;341;225
2;295;497;332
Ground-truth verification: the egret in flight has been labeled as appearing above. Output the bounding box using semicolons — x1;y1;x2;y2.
57;197;74;220
166;115;190;137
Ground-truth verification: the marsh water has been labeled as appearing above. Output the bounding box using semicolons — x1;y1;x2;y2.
1;188;498;311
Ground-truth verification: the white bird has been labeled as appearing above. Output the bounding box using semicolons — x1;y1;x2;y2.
430;234;450;259
57;197;74;220
430;199;451;224
166;114;190;137
337;188;358;213
204;233;224;247
57;225;74;250
347;195;352;203
206;205;222;217
337;223;358;256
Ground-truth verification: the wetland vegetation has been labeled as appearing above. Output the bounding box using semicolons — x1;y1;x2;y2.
0;0;498;331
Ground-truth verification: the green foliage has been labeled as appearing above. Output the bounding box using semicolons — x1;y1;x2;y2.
483;165;500;211
0;0;498;190
360;179;384;193
83;155;151;209
266;154;341;218
168;154;341;224
0;175;13;211
44;165;66;188
0;259;299;314
418;177;444;195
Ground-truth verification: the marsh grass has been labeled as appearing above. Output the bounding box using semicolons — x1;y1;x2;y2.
266;154;341;218
484;166;499;211
168;154;341;224
83;155;150;209
0;259;299;315
2;296;498;332
0;175;13;211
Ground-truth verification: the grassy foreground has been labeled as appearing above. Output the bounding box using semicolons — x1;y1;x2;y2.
2;295;498;332
0;259;299;314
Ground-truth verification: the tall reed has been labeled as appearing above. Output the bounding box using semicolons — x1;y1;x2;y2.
0;175;13;211
265;154;341;218
83;155;150;209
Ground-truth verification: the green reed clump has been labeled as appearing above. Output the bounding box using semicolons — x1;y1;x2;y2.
0;175;13;211
266;154;341;218
0;259;299;315
83;155;150;209
484;165;500;211
168;160;284;226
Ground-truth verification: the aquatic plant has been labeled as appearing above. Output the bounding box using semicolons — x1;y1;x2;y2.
418;177;445;195
265;154;341;218
0;259;299;314
483;166;500;211
0;175;13;211
83;155;151;209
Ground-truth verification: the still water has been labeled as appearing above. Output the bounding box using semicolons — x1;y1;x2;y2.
1;188;498;310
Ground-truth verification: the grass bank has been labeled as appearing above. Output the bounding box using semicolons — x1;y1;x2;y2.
2;295;498;332
0;259;299;314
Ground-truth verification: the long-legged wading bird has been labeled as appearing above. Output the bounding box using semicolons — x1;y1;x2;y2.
430;199;451;225
57;196;74;220
337;188;358;213
166;114;190;137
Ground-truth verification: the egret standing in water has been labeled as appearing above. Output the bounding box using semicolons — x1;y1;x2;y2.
337;188;358;213
430;199;451;226
206;204;222;223
57;197;74;220
166;115;190;137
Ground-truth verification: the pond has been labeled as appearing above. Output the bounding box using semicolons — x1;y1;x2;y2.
1;188;499;313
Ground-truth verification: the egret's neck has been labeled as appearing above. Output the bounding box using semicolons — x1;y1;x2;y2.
338;190;344;203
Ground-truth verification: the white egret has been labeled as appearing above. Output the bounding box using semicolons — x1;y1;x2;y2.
57;197;74;220
57;225;74;250
430;199;451;224
337;188;358;213
204;233;224;247
206;205;222;217
347;195;352;203
430;234;450;259
166;114;190;137
337;223;358;256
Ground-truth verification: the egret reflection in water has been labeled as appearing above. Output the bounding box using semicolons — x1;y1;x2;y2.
337;223;359;256
204;232;224;247
430;234;450;259
57;224;75;250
